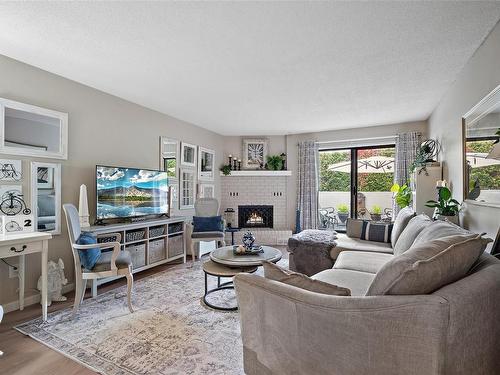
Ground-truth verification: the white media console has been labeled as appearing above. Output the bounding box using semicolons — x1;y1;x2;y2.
83;216;188;292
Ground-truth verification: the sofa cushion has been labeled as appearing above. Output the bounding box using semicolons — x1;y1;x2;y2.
366;234;488;296
312;268;375;296
413;220;472;245
361;221;393;243
263;261;351;296
393;214;432;256
334;251;394;274
330;234;393;259
346;218;364;238
391;206;416;246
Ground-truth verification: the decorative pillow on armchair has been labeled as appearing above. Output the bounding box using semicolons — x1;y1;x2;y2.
193;215;224;232
263;261;351;296
76;233;101;270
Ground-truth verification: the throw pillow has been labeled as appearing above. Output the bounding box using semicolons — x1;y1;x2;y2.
263;261;351;296
360;221;393;243
193;215;224;232
393;214;432;256
366;234;489;296
346;218;364;238
413;220;472;245
76;233;101;270
390;206;416;246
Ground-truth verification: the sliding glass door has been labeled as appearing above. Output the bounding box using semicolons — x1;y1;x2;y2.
319;145;395;231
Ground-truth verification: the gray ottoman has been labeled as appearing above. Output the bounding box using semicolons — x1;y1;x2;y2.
287;230;337;276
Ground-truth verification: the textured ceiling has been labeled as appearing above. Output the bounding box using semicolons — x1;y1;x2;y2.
0;2;499;136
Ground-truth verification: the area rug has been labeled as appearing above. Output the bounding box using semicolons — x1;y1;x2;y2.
15;259;287;375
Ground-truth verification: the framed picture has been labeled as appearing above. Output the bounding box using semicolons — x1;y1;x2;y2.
0;185;24;216
181;142;197;167
0;159;22;181
198;147;215;181
2;214;34;235
179;168;196;209
199;184;215;198
243;139;268;169
37;166;54;189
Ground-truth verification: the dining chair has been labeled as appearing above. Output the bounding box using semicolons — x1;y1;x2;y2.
63;204;133;317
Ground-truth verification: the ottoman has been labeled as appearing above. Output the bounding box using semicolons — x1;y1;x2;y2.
287;230;338;276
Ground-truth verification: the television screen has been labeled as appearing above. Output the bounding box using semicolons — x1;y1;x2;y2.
96;166;169;220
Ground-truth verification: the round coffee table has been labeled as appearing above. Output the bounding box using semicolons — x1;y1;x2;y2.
210;245;282;266
202;260;257;311
202;246;282;311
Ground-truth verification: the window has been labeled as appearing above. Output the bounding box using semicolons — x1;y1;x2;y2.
319;145;395;231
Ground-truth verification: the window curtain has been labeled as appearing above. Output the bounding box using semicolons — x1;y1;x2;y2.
394;132;421;215
297;140;319;230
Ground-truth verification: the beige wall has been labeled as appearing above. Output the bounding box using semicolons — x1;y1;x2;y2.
428;21;500;242
0;55;225;306
285;121;428;230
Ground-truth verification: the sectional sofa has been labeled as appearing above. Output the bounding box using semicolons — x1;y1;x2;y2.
234;208;500;375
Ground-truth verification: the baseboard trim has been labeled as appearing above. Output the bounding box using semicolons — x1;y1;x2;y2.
2;283;75;314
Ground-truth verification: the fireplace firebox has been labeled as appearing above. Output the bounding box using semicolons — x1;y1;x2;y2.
238;205;273;228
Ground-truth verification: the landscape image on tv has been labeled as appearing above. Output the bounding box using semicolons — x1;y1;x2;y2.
96;166;169;219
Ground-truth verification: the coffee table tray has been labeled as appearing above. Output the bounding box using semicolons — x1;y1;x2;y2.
233;245;264;256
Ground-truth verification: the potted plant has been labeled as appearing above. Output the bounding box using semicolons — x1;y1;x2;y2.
390;183;412;209
425;187;461;224
370;205;382;221
220;165;231;176
266;155;283;171
337;204;349;223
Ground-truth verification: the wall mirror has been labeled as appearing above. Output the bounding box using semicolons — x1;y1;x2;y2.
463;84;500;206
160;137;178;179
0;98;68;159
181;142;197;167
31;162;62;234
179;168;195;209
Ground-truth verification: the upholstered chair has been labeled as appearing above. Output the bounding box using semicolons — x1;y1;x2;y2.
187;198;226;263
63;204;134;316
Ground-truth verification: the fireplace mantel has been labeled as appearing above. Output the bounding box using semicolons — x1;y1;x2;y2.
220;170;292;177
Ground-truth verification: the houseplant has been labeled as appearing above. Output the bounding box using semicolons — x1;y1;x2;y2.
220;164;232;176
337;204;349;223
425;187;460;224
370;205;382;221
266;155;283;171
390;183;412;209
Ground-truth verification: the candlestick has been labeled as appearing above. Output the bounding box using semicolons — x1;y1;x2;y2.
228;155;233;168
237;160;241;170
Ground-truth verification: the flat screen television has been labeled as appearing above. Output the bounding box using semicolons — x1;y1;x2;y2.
96;165;169;220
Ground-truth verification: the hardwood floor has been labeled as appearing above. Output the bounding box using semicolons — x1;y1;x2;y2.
0;247;288;375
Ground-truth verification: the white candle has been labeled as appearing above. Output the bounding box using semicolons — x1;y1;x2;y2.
228;154;232;158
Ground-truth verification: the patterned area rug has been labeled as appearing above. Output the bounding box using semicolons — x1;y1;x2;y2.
16;259;287;375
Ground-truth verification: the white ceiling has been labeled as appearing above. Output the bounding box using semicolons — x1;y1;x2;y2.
1;2;500;136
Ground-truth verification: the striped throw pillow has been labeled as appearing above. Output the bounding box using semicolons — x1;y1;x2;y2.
361;221;393;243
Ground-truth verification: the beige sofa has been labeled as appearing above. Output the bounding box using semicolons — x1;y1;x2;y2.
234;213;500;375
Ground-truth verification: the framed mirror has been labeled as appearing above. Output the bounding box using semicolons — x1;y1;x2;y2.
0;98;68;159
179;168;195;209
463;84;500;206
159;137;178;179
181;142;197;167
198;146;215;181
31;162;62;234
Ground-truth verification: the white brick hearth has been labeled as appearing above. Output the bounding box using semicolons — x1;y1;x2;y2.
221;175;292;245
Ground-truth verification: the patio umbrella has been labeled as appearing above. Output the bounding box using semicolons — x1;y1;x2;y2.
328;156;394;173
466;152;500;167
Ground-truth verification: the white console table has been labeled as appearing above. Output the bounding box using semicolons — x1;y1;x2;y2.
0;232;52;321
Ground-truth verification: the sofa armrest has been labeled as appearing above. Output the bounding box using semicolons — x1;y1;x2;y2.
234;273;449;375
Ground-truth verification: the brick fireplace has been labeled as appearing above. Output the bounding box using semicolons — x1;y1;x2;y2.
220;173;292;245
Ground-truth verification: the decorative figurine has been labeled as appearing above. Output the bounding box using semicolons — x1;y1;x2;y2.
242;231;256;249
37;258;68;306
